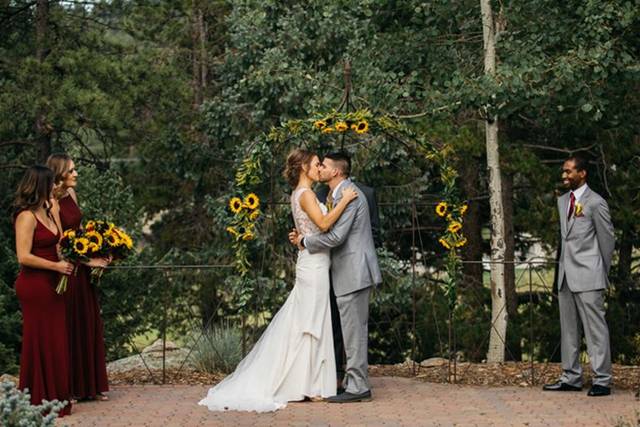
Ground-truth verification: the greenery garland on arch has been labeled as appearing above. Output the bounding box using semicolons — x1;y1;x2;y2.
224;108;468;311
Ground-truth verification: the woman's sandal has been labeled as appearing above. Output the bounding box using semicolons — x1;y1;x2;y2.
96;393;109;401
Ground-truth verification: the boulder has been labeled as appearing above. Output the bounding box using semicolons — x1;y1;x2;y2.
142;339;181;354
420;357;448;368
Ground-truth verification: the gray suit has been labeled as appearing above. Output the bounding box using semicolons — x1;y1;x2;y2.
557;186;615;387
305;178;382;394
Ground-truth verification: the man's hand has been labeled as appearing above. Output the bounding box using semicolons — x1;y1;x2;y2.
288;228;299;246
288;228;305;250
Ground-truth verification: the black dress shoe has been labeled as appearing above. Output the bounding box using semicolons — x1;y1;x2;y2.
336;387;345;394
587;385;611;396
542;381;582;392
326;390;372;403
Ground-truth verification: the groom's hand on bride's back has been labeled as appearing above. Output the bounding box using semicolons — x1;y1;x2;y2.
288;228;299;246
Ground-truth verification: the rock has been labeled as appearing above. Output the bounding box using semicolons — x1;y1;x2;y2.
420;357;448;368
0;374;18;385
142;339;181;354
107;348;193;374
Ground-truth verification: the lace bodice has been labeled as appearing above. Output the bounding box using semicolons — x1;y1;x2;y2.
291;188;326;237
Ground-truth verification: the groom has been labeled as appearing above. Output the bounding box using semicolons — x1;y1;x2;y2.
290;152;382;403
543;156;615;396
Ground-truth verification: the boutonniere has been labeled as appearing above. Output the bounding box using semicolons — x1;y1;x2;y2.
574;202;584;217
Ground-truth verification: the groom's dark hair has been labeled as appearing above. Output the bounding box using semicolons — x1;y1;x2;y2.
566;155;589;177
324;152;351;177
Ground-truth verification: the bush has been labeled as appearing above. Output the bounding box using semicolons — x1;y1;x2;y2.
190;323;244;374
0;381;67;426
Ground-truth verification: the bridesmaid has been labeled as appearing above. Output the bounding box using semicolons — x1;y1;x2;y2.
47;154;110;402
14;165;74;416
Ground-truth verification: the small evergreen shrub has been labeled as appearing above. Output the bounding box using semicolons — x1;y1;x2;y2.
0;380;67;426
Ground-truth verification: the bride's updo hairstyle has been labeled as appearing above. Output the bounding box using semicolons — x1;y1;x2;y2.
283;148;315;188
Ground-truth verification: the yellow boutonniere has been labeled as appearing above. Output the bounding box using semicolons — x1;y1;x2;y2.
574;202;584;217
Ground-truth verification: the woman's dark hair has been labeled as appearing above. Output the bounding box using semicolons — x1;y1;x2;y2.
283;148;315;188
13;165;54;219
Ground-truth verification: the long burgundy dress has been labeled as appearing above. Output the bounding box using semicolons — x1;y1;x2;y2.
59;195;109;399
15;212;72;417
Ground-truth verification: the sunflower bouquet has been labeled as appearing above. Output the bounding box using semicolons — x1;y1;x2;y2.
56;220;134;293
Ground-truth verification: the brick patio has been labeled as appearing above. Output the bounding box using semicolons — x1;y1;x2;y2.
60;377;638;426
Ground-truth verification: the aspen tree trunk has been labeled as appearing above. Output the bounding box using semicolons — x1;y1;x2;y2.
480;0;507;363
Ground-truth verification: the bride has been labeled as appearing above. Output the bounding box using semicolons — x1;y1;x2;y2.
199;148;358;412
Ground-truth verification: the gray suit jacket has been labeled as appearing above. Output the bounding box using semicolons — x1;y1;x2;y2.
557;186;615;292
315;181;381;247
305;179;382;297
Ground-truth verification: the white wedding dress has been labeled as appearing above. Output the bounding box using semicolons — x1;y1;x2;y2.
199;188;336;412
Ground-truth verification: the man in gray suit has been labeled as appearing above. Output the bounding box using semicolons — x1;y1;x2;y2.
315;179;381;390
290;152;382;403
543;156;615;397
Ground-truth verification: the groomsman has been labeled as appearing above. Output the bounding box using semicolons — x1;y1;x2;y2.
543;156;615;397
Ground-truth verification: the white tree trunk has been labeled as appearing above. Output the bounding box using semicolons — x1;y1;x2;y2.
480;0;507;363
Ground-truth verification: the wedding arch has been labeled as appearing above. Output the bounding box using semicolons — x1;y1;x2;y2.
221;62;468;376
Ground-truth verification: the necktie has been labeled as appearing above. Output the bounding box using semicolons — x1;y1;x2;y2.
326;192;334;211
567;192;575;221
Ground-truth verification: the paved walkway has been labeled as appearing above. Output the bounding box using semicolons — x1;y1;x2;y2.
61;377;638;426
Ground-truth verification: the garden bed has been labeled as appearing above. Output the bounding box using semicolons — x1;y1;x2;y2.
107;361;640;391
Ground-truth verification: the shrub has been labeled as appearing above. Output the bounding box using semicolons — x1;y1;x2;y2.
0;381;67;426
190;323;244;374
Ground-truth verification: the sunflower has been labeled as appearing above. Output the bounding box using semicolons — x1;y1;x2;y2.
226;226;240;237
104;231;120;247
439;238;451;250
455;238;468;248
242;231;256;241
448;221;462;233
229;197;243;214
85;220;96;231
313;120;327;130
116;229;133;249
435;202;448;217
322;126;335;134
244;193;260;210
73;237;90;255
354;120;369;134
335;121;348;132
249;210;261;221
85;230;103;249
460;204;468;216
63;229;76;240
124;235;133;249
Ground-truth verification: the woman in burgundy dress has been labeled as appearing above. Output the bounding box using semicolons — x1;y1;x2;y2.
47;154;110;402
14;165;74;417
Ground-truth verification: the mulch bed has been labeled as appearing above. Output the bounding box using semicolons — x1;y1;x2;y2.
108;362;640;391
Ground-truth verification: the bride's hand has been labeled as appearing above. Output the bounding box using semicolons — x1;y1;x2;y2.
341;186;358;203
